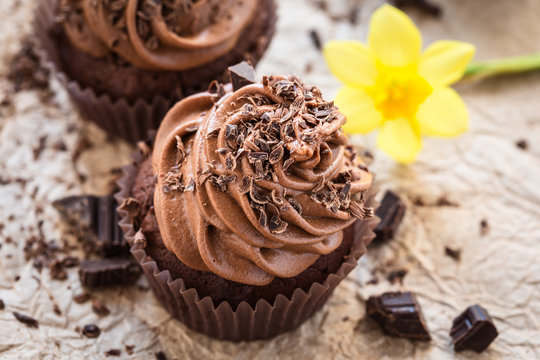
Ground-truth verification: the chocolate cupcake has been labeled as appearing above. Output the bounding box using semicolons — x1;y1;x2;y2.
33;0;276;142
116;74;378;341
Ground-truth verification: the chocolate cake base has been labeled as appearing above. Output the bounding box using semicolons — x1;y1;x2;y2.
53;0;277;104
131;156;358;309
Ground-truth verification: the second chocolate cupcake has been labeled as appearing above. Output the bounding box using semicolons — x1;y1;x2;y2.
34;0;276;142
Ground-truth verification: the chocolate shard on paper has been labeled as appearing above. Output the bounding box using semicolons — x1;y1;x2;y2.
373;190;406;242
228;61;256;91
79;259;141;287
450;304;498;353
53;194;128;256
366;291;431;341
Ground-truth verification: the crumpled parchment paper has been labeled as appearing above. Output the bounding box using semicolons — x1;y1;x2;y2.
0;0;539;359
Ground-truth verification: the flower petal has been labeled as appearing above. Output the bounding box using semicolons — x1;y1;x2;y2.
335;86;382;134
377;118;422;164
417;87;469;137
368;4;422;68
323;41;377;87
419;40;476;87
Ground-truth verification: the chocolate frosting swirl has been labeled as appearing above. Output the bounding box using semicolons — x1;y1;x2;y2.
59;0;258;70
152;75;374;285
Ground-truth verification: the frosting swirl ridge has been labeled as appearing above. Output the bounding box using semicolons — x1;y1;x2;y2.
153;75;374;285
59;0;258;70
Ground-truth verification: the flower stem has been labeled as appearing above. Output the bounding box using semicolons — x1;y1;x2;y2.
463;53;540;80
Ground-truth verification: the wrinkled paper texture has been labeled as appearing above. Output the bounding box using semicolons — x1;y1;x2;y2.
0;0;539;359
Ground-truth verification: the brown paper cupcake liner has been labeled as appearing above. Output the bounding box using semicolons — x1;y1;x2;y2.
115;151;379;341
32;0;276;144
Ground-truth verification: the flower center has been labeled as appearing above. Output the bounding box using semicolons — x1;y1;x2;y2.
369;68;432;121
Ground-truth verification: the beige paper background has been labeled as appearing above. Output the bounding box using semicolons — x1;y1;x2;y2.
0;0;539;358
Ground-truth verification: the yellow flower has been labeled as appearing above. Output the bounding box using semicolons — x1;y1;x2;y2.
324;4;475;164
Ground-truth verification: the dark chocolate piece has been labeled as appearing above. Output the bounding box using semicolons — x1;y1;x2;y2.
392;0;442;17
79;259;141;287
155;351;168;360
450;305;498;353
82;324;101;338
444;246;461;261
228;61;256;91
53;194;127;256
366;292;431;341
373;191;406;242
13;312;39;328
0;299;4;310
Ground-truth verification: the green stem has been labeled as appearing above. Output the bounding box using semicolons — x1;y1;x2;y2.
464;53;540;80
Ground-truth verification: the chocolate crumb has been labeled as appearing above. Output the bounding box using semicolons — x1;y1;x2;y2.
105;349;121;357
91;299;110;317
50;259;68;281
387;269;408;285
13;312;39;328
82;324;101;338
367;278;379;285
125;345;135;355
515;139;528;150
0;299;4;310
480;219;489;236
444;246;461;261
436;195;459;207
155;351;167;360
73;292;91;304
7;38;51;97
309;29;322;50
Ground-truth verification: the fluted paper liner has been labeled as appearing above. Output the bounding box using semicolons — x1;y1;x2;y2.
32;0;276;144
115;151;379;341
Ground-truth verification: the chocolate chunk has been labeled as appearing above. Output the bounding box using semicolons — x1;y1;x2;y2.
82;324;101;338
155;351;167;360
450;305;498;353
228;61;256;91
444;246;461;261
392;0;442;17
366;292;431;341
105;349;122;357
79;259;141;287
373;191;406;242
53;194;128;256
13;312;39;328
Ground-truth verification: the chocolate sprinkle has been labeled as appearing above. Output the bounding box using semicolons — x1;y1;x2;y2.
450;305;498;353
366;292;431;341
13;312;39;328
